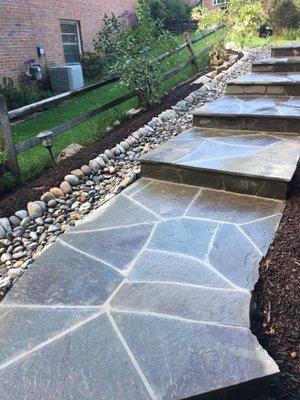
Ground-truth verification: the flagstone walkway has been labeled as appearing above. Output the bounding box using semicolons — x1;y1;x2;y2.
0;44;299;400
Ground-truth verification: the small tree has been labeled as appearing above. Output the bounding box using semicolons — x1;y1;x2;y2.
93;13;128;59
94;0;175;107
192;0;267;45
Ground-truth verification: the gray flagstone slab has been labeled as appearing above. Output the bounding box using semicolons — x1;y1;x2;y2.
128;249;233;288
112;282;251;327
130;180;199;218
209;224;262;290
0;177;284;399
148;218;217;261
0;308;94;365
61;224;154;272
252;57;300;73
0;314;153;400
1;242;123;306
192;96;300;116
240;214;282;255
140;128;300;198
271;43;300;57
74;194;158;232
113;312;279;400
187;188;283;224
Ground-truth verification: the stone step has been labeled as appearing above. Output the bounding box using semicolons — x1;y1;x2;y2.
271;43;300;57
192;95;300;134
140;127;300;199
226;72;300;96
252;57;300;73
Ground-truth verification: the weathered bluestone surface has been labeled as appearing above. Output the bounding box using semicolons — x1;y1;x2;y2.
141;127;300;198
252;57;300;72
1;44;300;400
0;179;282;399
271;43;300;57
192;96;300;134
226;72;300;96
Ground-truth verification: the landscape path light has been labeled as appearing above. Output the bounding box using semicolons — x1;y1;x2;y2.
37;130;56;166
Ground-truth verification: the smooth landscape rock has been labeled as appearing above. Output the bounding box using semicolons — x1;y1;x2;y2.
27;202;43;219
41;192;55;202
59;181;72;194
64;175;80;186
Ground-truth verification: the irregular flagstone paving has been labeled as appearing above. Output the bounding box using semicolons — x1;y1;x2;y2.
2;44;300;399
141;127;300;198
192;95;300;117
0;179;282;399
192;96;300;136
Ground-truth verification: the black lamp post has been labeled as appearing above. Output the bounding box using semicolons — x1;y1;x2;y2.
37;130;56;166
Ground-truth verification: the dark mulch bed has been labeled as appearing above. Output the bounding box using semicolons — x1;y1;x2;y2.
0;77;203;217
251;166;300;400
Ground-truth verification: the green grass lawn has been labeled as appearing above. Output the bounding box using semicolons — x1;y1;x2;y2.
11;29;223;183
231;35;300;48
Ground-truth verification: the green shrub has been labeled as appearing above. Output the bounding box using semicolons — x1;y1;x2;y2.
192;0;267;45
278;27;300;39
0;172;17;193
266;0;300;32
94;0;175;107
0;149;7;164
0;77;51;111
93;13;129;59
81;52;104;81
149;0;200;23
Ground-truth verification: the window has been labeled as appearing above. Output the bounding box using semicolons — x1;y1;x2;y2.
60;20;82;63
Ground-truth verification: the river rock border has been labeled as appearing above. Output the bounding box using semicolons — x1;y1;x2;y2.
0;47;268;299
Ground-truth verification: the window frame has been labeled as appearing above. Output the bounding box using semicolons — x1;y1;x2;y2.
60;19;83;63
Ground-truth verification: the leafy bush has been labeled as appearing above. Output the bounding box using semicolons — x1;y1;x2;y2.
81;52;104;81
122;10;138;26
93;13;134;59
209;43;227;68
265;0;300;32
0;172;17;193
94;0;175;107
149;0;201;23
0;149;7;164
192;0;267;45
0;77;51;110
278;27;300;39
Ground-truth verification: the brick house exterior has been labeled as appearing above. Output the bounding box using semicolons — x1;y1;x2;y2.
203;0;223;9
0;0;136;86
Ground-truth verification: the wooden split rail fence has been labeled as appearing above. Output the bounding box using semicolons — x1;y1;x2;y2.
0;26;224;178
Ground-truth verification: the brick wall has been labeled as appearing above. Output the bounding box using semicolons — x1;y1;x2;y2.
0;0;136;86
203;0;220;10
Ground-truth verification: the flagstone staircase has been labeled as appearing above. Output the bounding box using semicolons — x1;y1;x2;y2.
141;43;300;201
0;44;299;400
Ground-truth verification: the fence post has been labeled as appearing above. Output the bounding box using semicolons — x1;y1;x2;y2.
0;95;20;178
183;32;199;74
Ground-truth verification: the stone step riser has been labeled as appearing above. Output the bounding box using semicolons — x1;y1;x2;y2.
226;83;300;96
252;63;300;73
271;48;300;57
141;162;288;199
193;115;300;134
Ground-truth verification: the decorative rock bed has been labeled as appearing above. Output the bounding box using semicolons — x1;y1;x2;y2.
0;48;269;300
